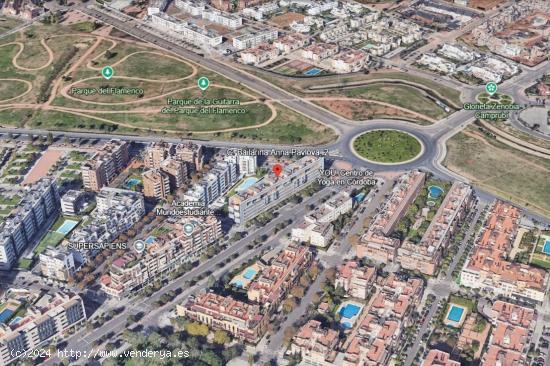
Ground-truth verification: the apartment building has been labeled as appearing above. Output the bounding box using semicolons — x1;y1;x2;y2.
344;315;400;366
184;161;237;206
174;0;205;16
240;43;279;65
422;350;461;366
242;3;280;20
0;292;86;366
418;53;457;74
175;142;204;172
177;292;268;343
39;247;77;282
144;141;172;169
335;261;376;299
290;320;339;366
356;170;425;263
60;190;88;216
247;244;313;309
460;201;548;302
101;215;221;297
343;273;422;366
331;49;369;73
301;43;339;62
229;156;324;225
397;182;473;276
273;33;309;54
0;178;60;270
82;140;129;191
438;43;476;62
202;9;242;28
371;274;423;320
482;301;535;366
224;154;257;177
160;158;187;189
292;191;353;247
70;188;145;262
233;29;278;50
142;169;171;199
150;13;223;47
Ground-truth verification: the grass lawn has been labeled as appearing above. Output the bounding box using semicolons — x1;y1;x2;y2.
17;258;33;270
0;79;30;102
0;17;23;33
0;109;34;127
444;127;550;219
448;295;475;312
0;195;21;206
345;83;448;120
114;51;193;80
34;231;65;254
531;236;550;270
216;104;337;145
353;130;422;163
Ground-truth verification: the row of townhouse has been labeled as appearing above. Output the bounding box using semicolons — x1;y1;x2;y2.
460;201;548;302
101;215;222;297
356;170;426;263
175;0;243;28
291;191;353;247
81;140;129;191
397;182;474;276
239;33;310;65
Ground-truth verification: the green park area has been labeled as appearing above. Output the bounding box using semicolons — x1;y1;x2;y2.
353;130;422;163
444;127;550;219
0;21;333;145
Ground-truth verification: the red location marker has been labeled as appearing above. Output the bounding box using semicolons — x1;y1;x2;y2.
273;163;283;177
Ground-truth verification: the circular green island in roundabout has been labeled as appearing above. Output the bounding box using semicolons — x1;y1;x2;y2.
352;129;423;164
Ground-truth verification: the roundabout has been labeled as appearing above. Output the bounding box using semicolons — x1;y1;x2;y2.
350;129;424;165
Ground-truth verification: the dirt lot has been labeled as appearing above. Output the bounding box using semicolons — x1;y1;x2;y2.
269;12;305;28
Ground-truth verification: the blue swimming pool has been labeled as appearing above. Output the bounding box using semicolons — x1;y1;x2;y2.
56;220;79;235
428;185;444;199
543;240;550;254
355;192;366;202
0;309;13;324
447;305;465;323
237;177;258;193
243;267;257;280
232;279;245;288
9;316;22;326
340;303;362;319
145;236;156;245
342;321;353;329
124;178;141;189
304;68;322;76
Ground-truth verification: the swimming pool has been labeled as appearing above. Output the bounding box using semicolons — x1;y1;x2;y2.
9;316;22;326
355;192;366;202
304;68;322;76
232;279;245;288
340;303;362;319
447;305;465;323
0;309;13;324
56;220;79;235
342;321;353;329
237;177;258;193
145;236;156;245
243;267;257;280
543;240;550;254
124;178;141;190
428;185;444;199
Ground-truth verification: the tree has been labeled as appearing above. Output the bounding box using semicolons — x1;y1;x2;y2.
282;298;297;314
291;286;305;299
46;132;53;145
282;326;296;347
185;322;209;337
213;329;230;345
200;350;223;366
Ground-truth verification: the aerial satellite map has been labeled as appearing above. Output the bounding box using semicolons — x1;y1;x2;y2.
0;0;548;364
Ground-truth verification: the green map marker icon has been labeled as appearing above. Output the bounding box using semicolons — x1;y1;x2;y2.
102;66;114;80
198;76;209;91
485;81;497;96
